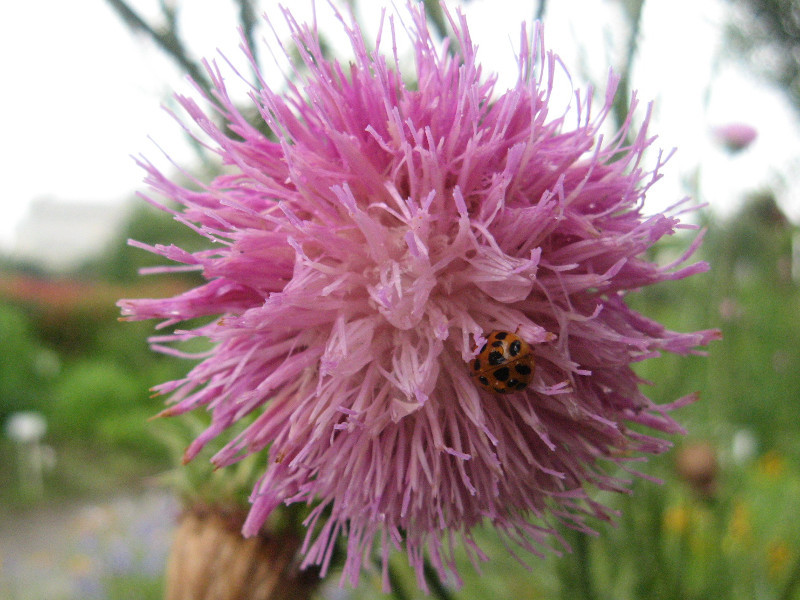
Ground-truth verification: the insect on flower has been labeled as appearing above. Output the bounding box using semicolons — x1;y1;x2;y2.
470;330;535;394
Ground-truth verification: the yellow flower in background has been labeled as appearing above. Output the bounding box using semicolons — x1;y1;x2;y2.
757;451;787;479
727;502;753;548
767;540;792;580
663;504;691;535
663;500;718;556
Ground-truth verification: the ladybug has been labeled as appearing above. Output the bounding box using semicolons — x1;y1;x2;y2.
470;330;535;394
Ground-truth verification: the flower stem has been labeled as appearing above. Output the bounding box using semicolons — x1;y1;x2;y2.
572;532;597;600
423;558;456;600
779;551;800;600
386;562;412;600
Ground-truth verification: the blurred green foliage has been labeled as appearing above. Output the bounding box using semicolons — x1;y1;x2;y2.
631;192;800;456
82;200;211;283
0;304;53;418
0;203;207;504
341;449;800;600
726;0;800;113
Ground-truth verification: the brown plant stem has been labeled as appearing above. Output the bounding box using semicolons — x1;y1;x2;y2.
165;504;320;600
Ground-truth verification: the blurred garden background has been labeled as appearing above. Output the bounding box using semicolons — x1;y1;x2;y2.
2;0;800;598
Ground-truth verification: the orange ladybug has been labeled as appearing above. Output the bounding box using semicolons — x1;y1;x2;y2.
470;330;535;394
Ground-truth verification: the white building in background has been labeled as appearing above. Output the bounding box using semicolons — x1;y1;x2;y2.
11;198;130;272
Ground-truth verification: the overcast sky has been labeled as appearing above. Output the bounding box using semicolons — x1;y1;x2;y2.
2;0;799;250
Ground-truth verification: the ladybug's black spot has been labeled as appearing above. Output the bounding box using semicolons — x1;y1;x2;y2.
473;358;481;371
488;351;506;365
509;340;522;356
494;387;510;394
493;366;510;381
514;381;528;390
507;378;520;387
514;364;532;375
478;376;490;386
491;340;504;348
494;331;508;340
479;343;487;354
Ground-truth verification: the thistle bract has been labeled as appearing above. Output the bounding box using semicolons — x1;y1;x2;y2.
119;3;719;590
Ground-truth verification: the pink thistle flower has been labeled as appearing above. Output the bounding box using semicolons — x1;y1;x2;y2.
119;3;720;590
712;122;758;152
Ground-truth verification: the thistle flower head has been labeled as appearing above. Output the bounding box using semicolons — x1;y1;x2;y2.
713;122;758;152
119;3;719;590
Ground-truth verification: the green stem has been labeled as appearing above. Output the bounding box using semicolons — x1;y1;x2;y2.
573;532;598;600
104;0;214;101
233;0;260;70
611;0;646;144
420;0;460;56
386;562;412;600
535;0;547;21
424;557;456;600
779;551;800;600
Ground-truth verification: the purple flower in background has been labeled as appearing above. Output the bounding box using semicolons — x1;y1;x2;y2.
713;122;758;152
119;3;719;590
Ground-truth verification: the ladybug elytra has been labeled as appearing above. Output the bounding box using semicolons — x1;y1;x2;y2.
470;330;535;394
